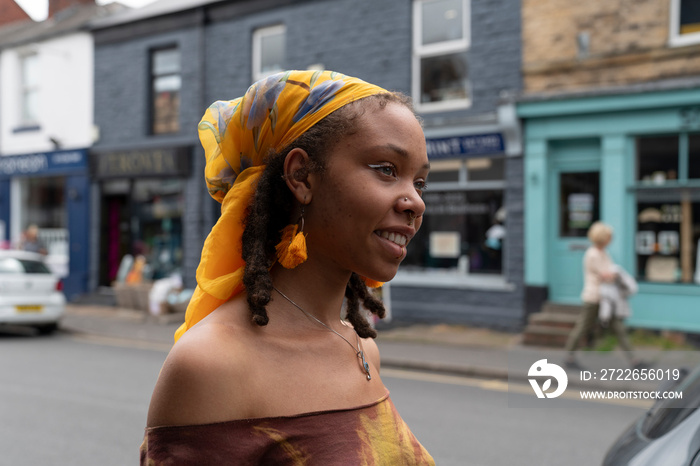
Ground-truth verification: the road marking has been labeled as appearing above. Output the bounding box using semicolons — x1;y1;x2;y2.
381;368;652;409
68;333;172;352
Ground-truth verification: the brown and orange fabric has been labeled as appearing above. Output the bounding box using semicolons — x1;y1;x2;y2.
140;391;435;465
175;70;386;342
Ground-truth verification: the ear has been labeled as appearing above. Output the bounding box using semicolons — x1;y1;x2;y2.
283;148;315;204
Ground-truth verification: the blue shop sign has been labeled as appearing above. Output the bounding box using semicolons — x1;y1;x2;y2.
426;133;505;160
0;149;87;178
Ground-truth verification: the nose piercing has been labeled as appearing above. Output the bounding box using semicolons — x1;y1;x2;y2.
404;197;408;201
408;212;416;226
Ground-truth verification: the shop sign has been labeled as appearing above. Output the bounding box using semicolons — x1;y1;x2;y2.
426;133;504;160
94;147;190;178
0;150;87;177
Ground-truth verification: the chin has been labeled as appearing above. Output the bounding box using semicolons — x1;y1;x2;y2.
362;267;398;284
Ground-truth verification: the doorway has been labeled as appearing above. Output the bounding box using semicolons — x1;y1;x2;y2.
547;140;601;303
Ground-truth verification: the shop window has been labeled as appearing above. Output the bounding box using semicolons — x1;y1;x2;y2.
15;176;68;276
402;155;505;275
670;0;700;47
21;177;66;231
412;0;470;112
130;179;184;280
252;25;286;83
635;134;700;284
637;136;679;183
403;189;504;274
150;47;181;135
636;190;700;284
20;53;39;125
101;178;185;284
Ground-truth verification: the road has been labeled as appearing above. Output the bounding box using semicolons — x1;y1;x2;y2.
384;368;645;465
0;330;645;465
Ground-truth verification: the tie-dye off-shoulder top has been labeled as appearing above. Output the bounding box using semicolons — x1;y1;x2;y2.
140;391;434;465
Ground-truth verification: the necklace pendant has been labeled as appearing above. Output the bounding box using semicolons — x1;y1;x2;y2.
359;350;371;381
272;287;372;381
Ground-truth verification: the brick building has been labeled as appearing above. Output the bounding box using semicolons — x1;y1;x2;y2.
518;0;700;335
90;0;524;329
522;0;700;92
0;0;124;299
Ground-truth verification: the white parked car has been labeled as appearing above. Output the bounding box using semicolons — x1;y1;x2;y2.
0;250;66;334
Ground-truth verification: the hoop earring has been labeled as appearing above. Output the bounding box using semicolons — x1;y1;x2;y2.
408;212;416;226
276;205;308;269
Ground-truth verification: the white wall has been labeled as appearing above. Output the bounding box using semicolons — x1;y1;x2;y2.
0;32;94;155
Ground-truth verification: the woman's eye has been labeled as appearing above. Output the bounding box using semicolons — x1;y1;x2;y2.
414;180;428;193
369;164;397;178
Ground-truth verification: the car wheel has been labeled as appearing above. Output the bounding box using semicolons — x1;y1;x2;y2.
35;323;58;335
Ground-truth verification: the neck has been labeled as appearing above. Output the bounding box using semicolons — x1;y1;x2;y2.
269;261;351;327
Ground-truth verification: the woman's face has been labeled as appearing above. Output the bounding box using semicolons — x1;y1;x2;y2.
596;233;612;249
304;102;429;282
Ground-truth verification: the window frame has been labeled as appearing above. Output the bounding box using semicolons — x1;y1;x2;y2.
412;0;471;113
633;133;700;285
400;156;506;277
19;52;40;126
669;0;700;47
149;46;181;135
252;24;286;83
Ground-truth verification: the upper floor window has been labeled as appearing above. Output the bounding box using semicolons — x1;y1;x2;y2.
670;0;700;47
20;53;39;125
151;47;181;135
412;0;470;112
252;25;286;83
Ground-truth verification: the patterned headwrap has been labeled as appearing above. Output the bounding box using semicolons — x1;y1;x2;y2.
174;70;387;342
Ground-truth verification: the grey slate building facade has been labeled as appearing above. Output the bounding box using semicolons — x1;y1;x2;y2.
90;0;524;330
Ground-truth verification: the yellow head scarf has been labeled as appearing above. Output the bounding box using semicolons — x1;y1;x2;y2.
174;70;387;342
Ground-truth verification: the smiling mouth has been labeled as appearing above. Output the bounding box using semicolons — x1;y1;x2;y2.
375;230;408;247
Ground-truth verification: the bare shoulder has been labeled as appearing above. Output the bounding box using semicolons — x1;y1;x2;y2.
146;319;251;427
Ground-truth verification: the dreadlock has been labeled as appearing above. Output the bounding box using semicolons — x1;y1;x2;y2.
240;91;416;338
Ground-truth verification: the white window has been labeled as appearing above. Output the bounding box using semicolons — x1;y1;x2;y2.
252;25;286;82
20;53;39;125
412;0;470;112
669;0;700;47
151;47;181;135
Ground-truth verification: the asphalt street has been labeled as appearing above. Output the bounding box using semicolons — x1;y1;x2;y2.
2;304;674;465
0;330;647;466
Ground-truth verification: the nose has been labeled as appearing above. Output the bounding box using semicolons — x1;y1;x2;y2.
397;191;426;220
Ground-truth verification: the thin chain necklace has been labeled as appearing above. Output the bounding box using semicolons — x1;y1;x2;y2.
272;286;371;381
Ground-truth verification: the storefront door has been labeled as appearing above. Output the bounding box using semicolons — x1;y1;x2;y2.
548;140;601;303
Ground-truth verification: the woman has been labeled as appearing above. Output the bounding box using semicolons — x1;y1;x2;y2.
140;70;435;465
564;221;638;369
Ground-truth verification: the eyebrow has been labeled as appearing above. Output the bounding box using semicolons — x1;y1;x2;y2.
375;144;431;170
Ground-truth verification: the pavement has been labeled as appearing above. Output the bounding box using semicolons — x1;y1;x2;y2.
59;303;699;393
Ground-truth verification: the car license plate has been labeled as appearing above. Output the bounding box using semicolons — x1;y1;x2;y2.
16;305;43;313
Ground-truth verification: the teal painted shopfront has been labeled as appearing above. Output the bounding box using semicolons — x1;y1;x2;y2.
518;82;700;333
